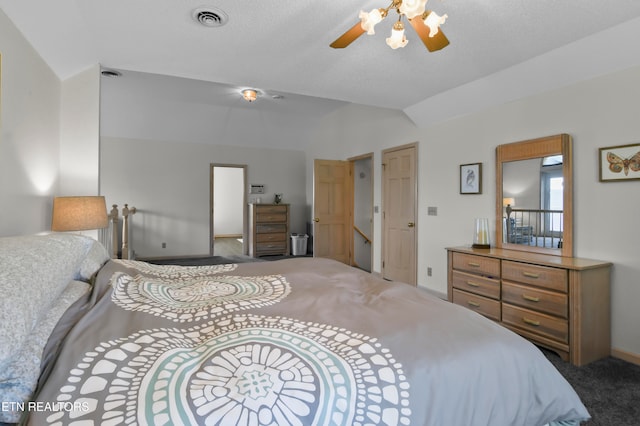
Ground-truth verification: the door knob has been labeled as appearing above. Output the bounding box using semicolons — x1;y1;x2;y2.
408;222;415;228
314;218;320;222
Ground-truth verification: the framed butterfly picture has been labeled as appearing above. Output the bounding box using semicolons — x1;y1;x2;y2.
599;143;640;182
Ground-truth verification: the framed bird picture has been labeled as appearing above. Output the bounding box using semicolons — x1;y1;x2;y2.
599;143;640;182
460;163;482;194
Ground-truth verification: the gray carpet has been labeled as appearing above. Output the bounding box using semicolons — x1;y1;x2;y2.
147;255;264;265
541;348;640;425
146;256;640;425
146;254;305;266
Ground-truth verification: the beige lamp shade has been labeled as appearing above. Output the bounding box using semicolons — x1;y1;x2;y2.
51;196;108;231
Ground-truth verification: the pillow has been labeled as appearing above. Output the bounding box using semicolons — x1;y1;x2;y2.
0;234;96;370
76;238;111;282
0;280;90;424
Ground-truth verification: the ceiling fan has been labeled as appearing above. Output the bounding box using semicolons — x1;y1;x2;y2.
330;0;449;51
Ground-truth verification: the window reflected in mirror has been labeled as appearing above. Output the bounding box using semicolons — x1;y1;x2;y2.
502;155;564;249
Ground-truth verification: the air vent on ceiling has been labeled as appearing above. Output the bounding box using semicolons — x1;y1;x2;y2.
192;7;228;28
101;69;122;78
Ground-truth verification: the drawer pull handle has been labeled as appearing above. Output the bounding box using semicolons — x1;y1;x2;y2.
467;301;480;307
466;281;480;287
523;317;540;327
468;262;481;267
522;294;540;302
522;272;540;279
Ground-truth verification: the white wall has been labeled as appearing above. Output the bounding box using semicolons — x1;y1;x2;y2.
306;104;421;272
213;166;244;236
0;8;60;236
100;137;306;258
59;65;101;195
308;65;640;359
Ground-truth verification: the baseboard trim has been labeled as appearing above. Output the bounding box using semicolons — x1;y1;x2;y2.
418;287;447;300
611;348;640;366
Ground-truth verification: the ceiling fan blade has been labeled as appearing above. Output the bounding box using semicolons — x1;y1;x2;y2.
330;21;366;49
409;15;449;52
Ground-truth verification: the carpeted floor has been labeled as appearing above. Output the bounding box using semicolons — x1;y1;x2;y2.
541;348;640;425
144;255;640;425
147;255;263;265
145;254;305;266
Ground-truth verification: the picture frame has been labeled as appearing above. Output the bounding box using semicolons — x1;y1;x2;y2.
599;143;640;182
460;163;482;194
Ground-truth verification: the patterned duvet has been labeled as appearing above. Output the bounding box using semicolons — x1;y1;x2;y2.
24;257;590;425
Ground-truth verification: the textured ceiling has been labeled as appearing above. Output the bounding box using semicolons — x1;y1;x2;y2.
3;0;640;114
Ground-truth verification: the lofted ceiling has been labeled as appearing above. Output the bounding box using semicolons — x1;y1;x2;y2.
3;1;640;122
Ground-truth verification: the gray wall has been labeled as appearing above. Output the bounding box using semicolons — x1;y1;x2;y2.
100;137;306;258
0;8;61;235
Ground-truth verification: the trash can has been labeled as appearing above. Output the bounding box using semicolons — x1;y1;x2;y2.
291;234;308;256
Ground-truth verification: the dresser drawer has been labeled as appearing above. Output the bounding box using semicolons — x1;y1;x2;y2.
256;242;287;254
452;270;500;300
256;224;287;234
502;303;568;344
452;289;501;321
502;282;568;318
256;233;286;243
502;261;567;292
255;205;288;214
451;253;500;277
256;213;287;223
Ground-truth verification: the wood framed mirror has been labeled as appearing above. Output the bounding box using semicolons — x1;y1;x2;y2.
495;134;573;257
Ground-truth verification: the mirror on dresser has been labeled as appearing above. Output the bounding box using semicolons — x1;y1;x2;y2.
495;134;573;257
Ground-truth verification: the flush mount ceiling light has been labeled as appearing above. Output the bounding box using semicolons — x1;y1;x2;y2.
330;0;448;51
242;89;258;102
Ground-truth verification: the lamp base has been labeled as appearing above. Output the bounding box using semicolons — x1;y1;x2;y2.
472;244;491;249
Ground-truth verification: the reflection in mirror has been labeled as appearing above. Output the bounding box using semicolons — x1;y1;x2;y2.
502;156;564;249
495;134;573;257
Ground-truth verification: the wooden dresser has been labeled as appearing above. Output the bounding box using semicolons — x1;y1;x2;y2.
447;246;611;366
249;204;290;257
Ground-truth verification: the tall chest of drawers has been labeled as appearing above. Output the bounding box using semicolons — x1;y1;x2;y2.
447;246;611;366
249;204;290;257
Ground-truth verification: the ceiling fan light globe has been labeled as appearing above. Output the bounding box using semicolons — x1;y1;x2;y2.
424;12;447;37
359;8;383;34
399;0;428;19
386;28;408;49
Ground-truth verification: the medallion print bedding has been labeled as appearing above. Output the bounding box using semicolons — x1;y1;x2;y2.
111;261;291;322
24;257;589;425
44;315;408;426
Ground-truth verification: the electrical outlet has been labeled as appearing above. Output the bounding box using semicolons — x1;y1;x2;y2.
427;267;432;276
162;242;166;248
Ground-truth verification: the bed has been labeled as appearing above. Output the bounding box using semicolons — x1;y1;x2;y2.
1;234;589;425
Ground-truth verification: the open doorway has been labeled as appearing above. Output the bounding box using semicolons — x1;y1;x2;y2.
210;164;247;256
350;153;373;272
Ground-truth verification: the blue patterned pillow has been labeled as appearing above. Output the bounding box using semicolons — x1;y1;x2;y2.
0;234;98;370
